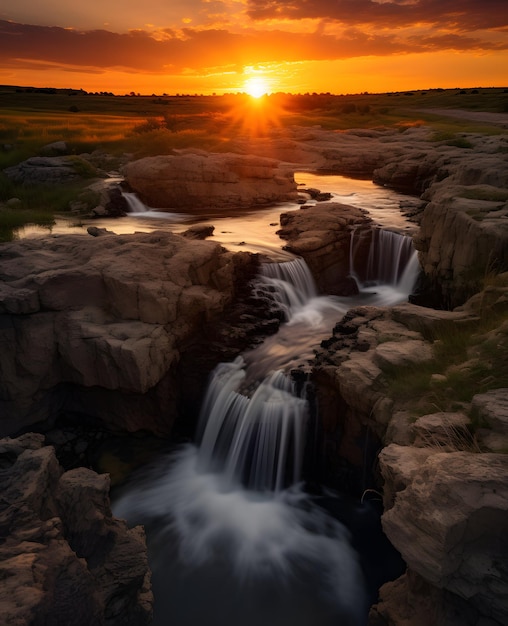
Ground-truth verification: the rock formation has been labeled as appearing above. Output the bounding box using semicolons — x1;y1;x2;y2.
309;283;508;625
0;230;258;436
122;151;298;210
234;126;508;308
275;202;372;294
0;433;152;625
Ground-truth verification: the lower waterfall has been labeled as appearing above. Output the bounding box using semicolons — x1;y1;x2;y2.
114;235;419;626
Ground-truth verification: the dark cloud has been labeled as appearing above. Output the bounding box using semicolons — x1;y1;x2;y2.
0;18;505;75
246;0;508;31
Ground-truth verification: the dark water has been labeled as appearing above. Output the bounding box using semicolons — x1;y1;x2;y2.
113;235;416;625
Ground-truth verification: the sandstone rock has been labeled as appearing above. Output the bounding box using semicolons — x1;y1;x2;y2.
370;569;499;626
87;225;116;236
380;449;508;624
373;339;433;370
391;302;479;339
473;389;508;452
372;151;440;195
472;389;508;435
0;231;257;435
275;202;371;294
416;183;508;308
412;411;473;450
123;151;298;210
40;140;69;155
378;443;437;509
182;224;215;239
0;434;152;625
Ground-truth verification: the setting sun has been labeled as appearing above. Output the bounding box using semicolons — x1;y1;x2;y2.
244;77;269;98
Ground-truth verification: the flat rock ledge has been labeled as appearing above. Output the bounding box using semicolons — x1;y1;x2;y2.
0;433;152;625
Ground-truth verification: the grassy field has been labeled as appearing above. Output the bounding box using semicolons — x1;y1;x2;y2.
0;85;507;240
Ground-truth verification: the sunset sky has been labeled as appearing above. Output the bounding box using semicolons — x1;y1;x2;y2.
1;1;507;95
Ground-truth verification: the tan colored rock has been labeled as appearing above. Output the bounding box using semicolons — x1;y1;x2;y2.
381;450;508;623
123;151;298;210
391;302;479;339
0;231;255;435
276;202;371;293
472;389;508;435
412;411;473;451
373;339;433;369
378;443;438;509
370;570;493;626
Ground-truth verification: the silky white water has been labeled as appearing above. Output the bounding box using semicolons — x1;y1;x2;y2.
114;233;419;626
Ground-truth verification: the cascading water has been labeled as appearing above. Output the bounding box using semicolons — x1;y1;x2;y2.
114;237;419;626
122;191;149;213
348;228;420;307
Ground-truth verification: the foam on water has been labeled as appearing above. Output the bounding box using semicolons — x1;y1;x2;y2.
113;229;420;626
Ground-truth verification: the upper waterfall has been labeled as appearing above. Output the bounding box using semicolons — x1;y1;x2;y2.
122;191;149;212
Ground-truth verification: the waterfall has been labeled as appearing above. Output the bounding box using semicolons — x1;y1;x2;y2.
365;229;415;286
256;257;318;322
112;244;423;625
348;227;420;304
113;256;369;626
196;358;308;492
122;191;149;212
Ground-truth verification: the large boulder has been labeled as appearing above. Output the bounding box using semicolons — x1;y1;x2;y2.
123;151;298;210
0;230;257;435
0;433;152;625
3;155;99;185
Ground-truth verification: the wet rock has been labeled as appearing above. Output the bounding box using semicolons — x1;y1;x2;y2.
276;202;371;294
182;224;215;239
87;226;116;237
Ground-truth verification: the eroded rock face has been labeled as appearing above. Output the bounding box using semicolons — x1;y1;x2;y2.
309;293;507;625
123;151;298;210
379;445;508;624
0;433;152;625
415;183;508;308
0;231;257;435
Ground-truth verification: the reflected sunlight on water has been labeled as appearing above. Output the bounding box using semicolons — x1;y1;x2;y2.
16;173;415;260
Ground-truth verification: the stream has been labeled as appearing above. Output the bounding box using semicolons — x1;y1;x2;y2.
107;174;418;626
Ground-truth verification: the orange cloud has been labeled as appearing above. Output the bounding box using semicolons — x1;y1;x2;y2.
246;0;508;31
1;18;506;76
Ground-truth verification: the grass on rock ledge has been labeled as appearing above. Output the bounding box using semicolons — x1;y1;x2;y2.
382;274;508;420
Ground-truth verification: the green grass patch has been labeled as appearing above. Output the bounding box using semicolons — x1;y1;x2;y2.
383;280;508;413
0;173;98;241
0;87;506;167
459;187;508;202
430;131;474;148
0;208;55;242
